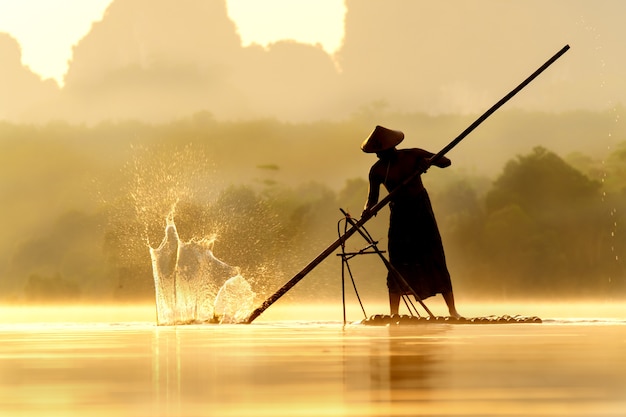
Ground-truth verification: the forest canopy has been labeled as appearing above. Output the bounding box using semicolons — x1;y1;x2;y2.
0;111;624;303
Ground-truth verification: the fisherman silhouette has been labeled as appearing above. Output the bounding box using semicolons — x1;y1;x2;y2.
361;125;461;318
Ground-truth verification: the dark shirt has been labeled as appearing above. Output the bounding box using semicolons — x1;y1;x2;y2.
364;148;451;211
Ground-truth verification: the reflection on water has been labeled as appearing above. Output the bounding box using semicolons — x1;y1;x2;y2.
0;305;624;416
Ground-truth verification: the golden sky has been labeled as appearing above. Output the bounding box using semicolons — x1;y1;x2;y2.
0;0;346;86
0;1;624;120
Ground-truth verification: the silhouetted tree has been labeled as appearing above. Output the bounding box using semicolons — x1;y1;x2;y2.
481;147;606;295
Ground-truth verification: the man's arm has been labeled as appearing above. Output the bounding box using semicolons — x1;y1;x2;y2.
415;148;451;169
363;169;381;215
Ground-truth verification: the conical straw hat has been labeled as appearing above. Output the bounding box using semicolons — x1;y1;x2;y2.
360;125;404;153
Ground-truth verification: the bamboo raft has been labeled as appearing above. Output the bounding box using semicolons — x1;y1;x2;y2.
361;314;542;325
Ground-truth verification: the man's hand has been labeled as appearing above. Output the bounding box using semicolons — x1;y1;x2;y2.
361;208;376;219
417;158;431;173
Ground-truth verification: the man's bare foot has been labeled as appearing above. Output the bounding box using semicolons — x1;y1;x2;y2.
449;309;462;319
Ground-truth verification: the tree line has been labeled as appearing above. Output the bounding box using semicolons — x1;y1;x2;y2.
0;113;623;303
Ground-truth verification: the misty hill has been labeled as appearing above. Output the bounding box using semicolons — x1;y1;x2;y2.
0;33;59;120
1;0;624;127
2;0;341;124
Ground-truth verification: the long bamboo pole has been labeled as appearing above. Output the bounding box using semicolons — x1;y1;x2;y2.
245;44;570;324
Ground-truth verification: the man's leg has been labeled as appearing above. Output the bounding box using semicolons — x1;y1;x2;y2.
442;291;461;318
389;292;401;315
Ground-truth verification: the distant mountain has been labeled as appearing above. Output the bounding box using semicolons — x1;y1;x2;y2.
58;0;341;123
0;33;59;121
1;0;624;124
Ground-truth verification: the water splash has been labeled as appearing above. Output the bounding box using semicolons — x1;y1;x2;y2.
122;144;258;324
150;212;255;325
214;275;255;324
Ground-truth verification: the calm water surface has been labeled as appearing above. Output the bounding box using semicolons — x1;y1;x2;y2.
0;304;624;417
